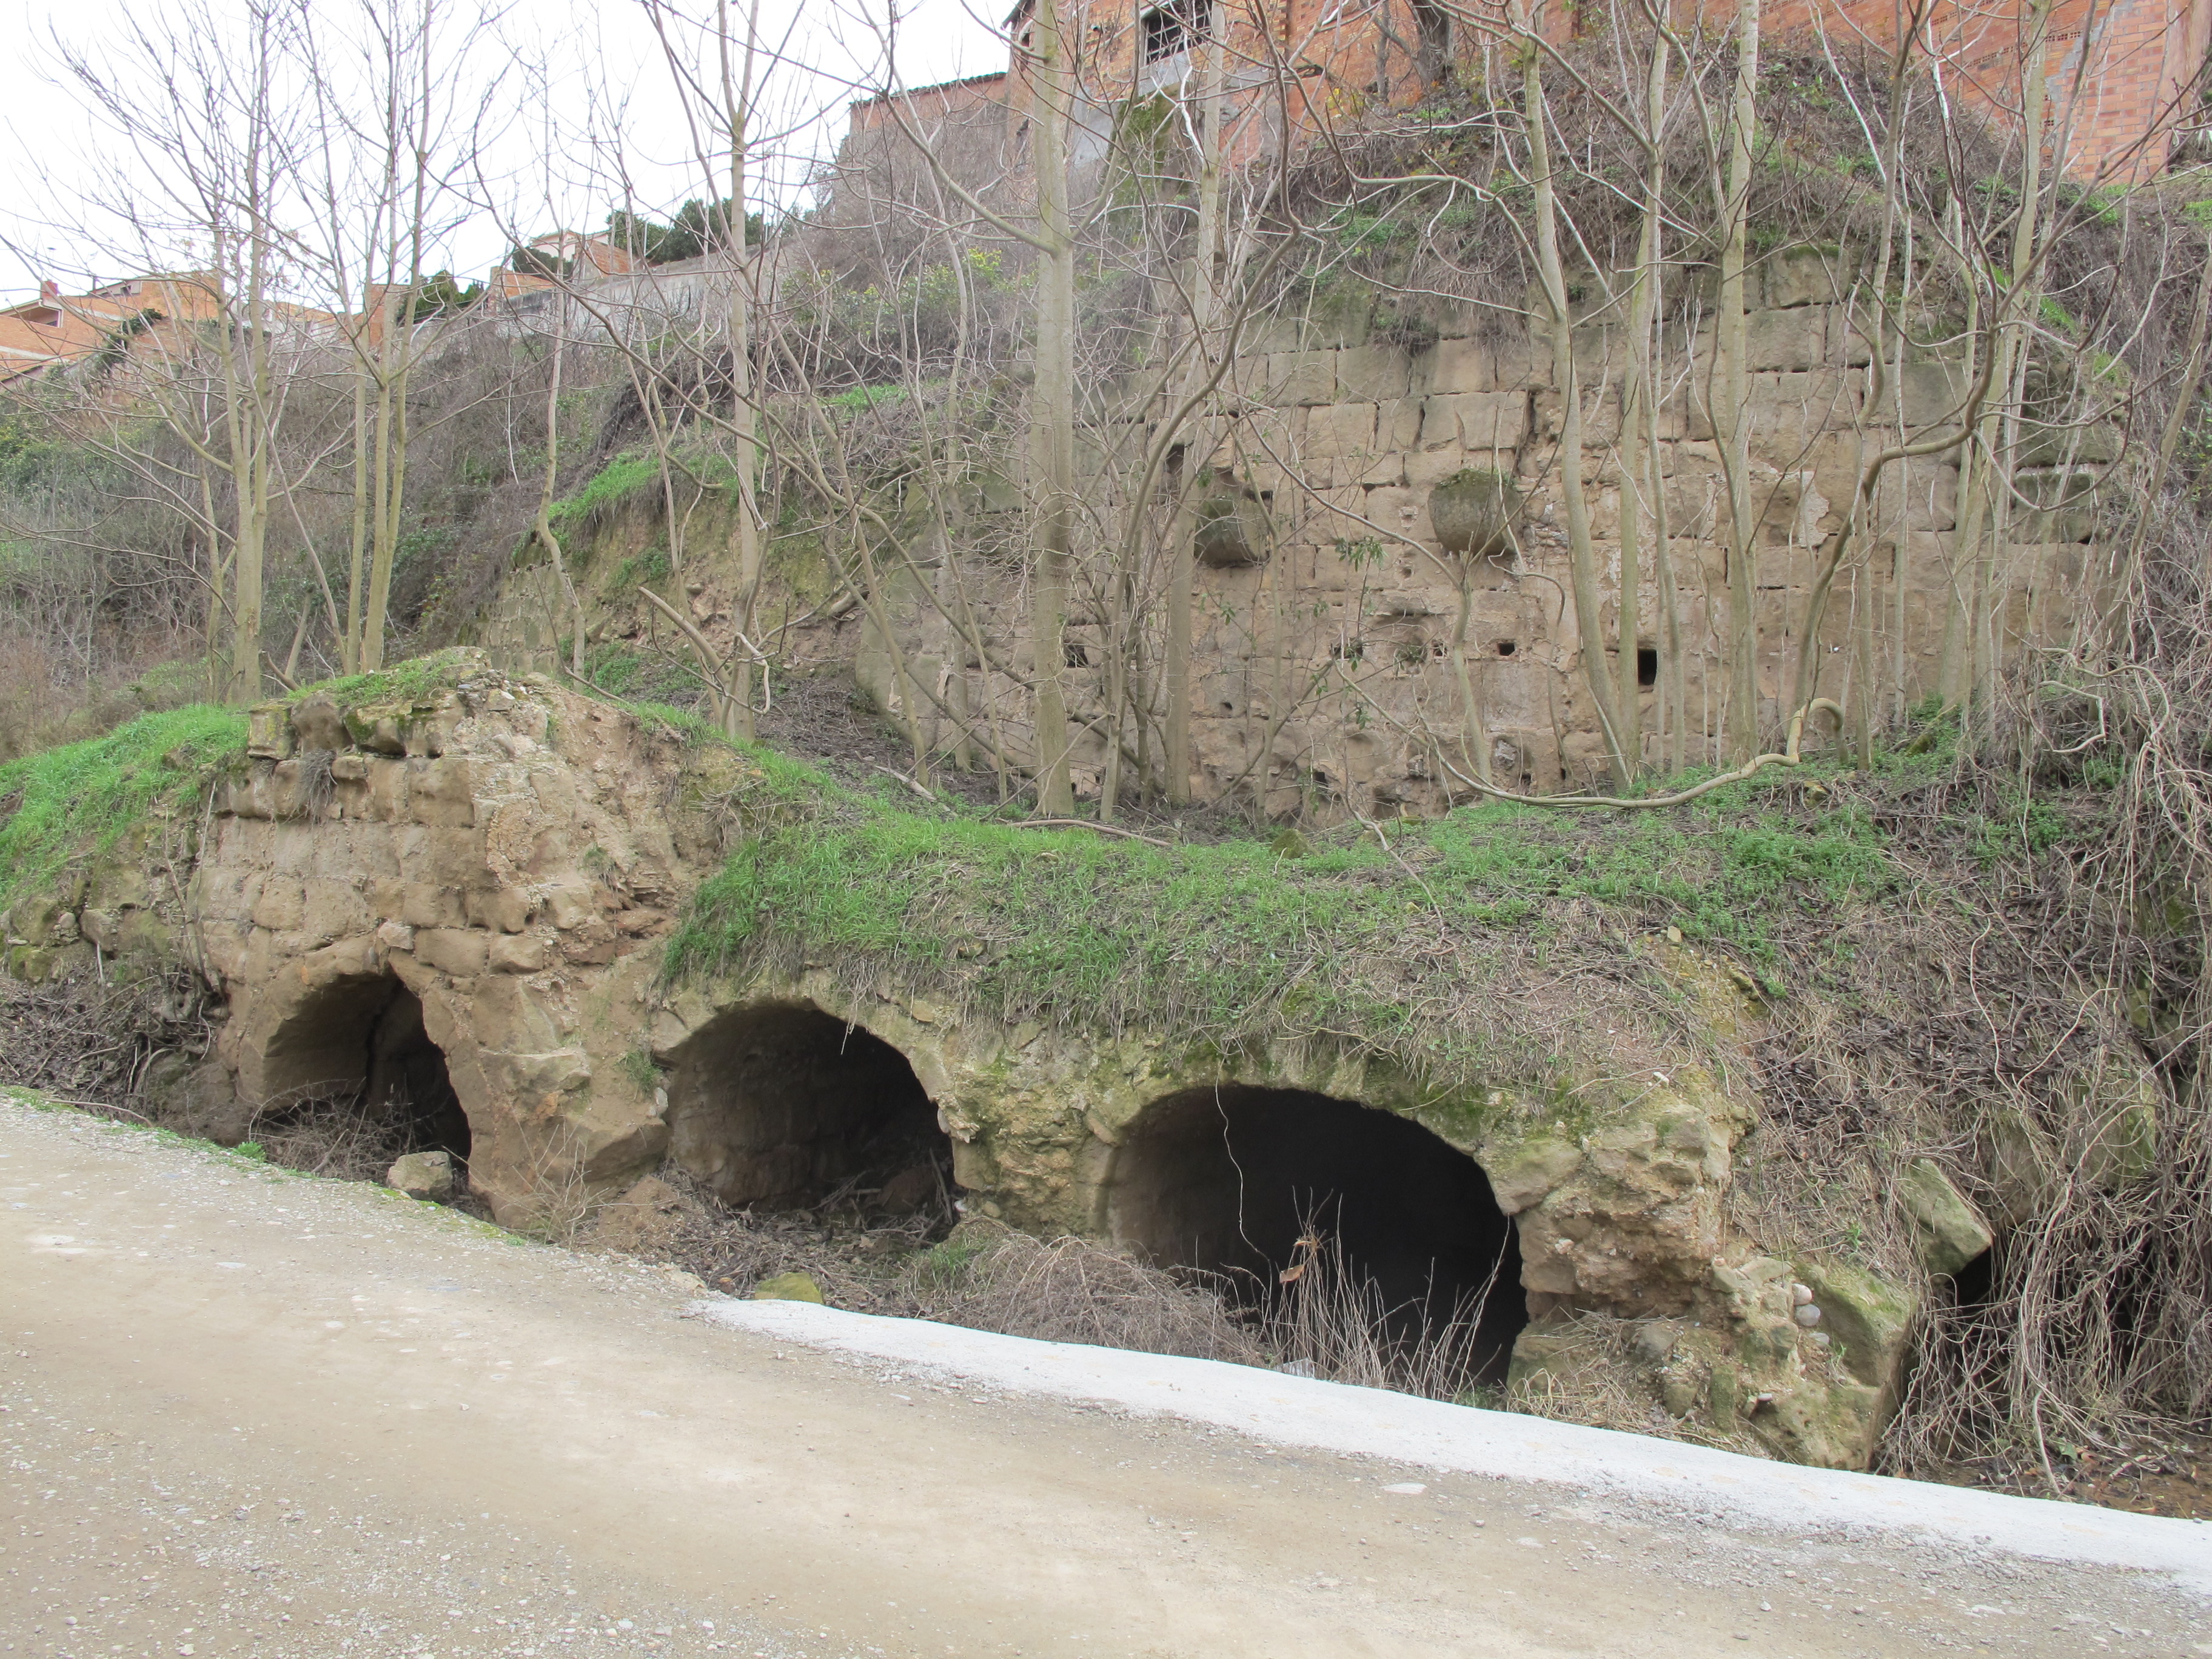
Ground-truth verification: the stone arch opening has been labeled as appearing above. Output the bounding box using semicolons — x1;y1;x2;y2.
256;973;470;1163
662;1000;953;1216
1107;1085;1526;1378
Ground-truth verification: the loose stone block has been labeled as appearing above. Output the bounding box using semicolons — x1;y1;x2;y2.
1898;1157;1994;1276
415;927;489;977
387;1150;455;1201
752;1271;825;1304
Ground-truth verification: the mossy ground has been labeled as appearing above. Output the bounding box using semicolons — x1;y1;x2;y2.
280;645;495;714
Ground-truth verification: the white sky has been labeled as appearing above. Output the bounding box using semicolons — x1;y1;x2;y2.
0;0;1007;304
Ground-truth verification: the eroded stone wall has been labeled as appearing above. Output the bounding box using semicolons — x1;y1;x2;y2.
481;248;2115;820
4;656;1939;1467
89;662;749;1220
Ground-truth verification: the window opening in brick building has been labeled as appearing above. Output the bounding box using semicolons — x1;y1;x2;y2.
1141;0;1203;63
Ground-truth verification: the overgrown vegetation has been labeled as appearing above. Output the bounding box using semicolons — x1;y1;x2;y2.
0;705;245;906
0;0;2205;1509
665;737;1927;1116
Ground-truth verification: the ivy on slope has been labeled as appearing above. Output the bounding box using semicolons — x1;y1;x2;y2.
666;748;1892;1096
0;706;247;909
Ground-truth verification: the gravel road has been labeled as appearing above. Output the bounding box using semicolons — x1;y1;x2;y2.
4;1096;2207;1658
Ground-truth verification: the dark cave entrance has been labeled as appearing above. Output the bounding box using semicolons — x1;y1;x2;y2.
257;974;469;1165
1106;1085;1526;1379
661;1000;954;1218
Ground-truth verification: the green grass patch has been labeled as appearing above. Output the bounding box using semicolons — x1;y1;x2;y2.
283;646;494;712
574;639;694;703
609;546;674;592
666;748;1894;1098
822;383;910;413
549;452;662;525
0;705;247;911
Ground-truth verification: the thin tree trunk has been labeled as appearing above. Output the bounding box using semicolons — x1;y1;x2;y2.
722;0;766;739
362;283;401;671
345;354;369;673
1968;0;2054;751
1717;0;1762;760
1616;35;1670;777
1524;22;1632;783
1166;10;1226;809
1028;0;1078;815
1450;556;1493;789
528;324;586;681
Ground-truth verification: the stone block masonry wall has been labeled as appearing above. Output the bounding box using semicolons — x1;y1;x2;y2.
473;247;2118;820
176;663;752;1221
830;249;2117;819
0;652;1935;1469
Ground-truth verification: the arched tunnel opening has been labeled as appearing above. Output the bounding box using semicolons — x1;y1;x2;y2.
1107;1085;1527;1384
255;974;469;1175
661;1001;954;1221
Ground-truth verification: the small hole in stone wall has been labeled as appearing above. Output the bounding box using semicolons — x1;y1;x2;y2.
1899;1240;2002;1439
1495;640;1517;657
1637;646;1658;688
1157;443;1187;503
1107;1086;1526;1382
662;1001;954;1220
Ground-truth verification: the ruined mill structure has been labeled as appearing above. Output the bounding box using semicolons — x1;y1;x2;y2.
0;0;2186;1489
19;655;2154;1472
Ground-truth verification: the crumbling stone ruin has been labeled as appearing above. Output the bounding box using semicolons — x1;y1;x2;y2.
4;654;2009;1471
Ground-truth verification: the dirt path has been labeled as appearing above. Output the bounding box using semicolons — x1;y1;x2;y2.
3;1098;2205;1659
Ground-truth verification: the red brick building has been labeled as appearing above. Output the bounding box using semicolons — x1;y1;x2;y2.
845;0;2211;185
1758;0;2212;179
